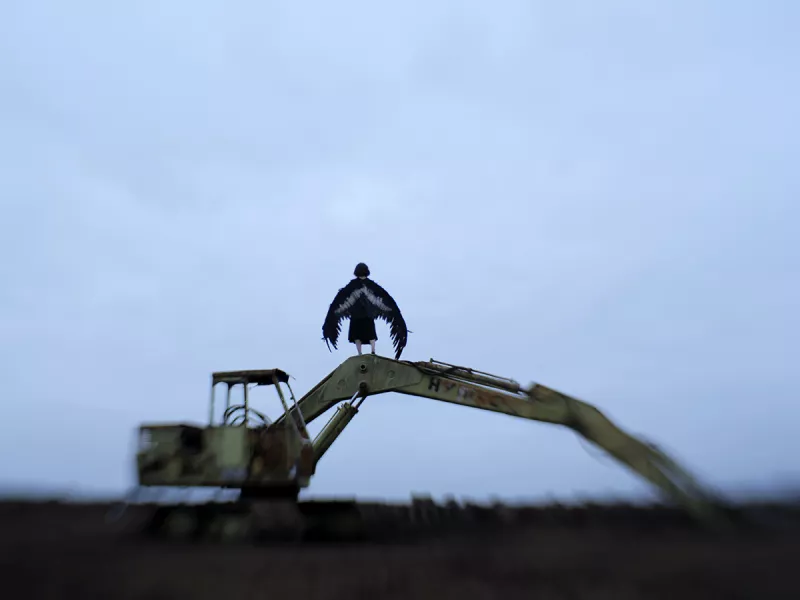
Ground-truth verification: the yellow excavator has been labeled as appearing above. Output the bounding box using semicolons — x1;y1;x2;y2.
126;354;733;541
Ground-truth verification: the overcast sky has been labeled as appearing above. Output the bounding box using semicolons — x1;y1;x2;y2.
1;1;798;504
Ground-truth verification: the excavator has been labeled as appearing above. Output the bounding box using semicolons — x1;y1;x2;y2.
125;354;733;541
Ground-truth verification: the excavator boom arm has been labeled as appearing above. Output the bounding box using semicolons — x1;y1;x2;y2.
279;355;728;526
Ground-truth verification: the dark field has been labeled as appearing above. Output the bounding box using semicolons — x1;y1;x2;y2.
1;498;799;599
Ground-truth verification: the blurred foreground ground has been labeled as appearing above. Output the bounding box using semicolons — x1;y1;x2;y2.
1;499;799;599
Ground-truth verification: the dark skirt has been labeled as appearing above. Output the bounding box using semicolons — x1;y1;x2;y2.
349;317;377;343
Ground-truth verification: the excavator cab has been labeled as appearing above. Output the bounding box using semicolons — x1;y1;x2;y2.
136;369;314;499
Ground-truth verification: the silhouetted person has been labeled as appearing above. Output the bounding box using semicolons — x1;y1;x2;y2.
322;262;408;359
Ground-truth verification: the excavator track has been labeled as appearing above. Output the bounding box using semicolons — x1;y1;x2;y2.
124;498;372;543
109;495;754;546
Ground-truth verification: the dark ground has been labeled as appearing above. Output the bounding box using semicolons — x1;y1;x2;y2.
1;499;799;599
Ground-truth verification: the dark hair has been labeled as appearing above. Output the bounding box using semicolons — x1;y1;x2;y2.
354;262;370;277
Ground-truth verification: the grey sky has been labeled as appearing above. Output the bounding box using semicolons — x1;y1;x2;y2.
1;1;798;503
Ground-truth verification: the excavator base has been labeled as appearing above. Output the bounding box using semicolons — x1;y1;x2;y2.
109;495;745;546
110;492;517;544
129;499;369;543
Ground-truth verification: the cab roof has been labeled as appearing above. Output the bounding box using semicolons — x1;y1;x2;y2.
211;369;290;387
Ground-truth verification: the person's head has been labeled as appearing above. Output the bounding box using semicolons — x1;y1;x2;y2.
354;262;370;278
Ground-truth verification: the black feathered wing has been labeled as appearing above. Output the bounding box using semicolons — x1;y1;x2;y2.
361;279;408;359
321;278;409;359
321;279;361;352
